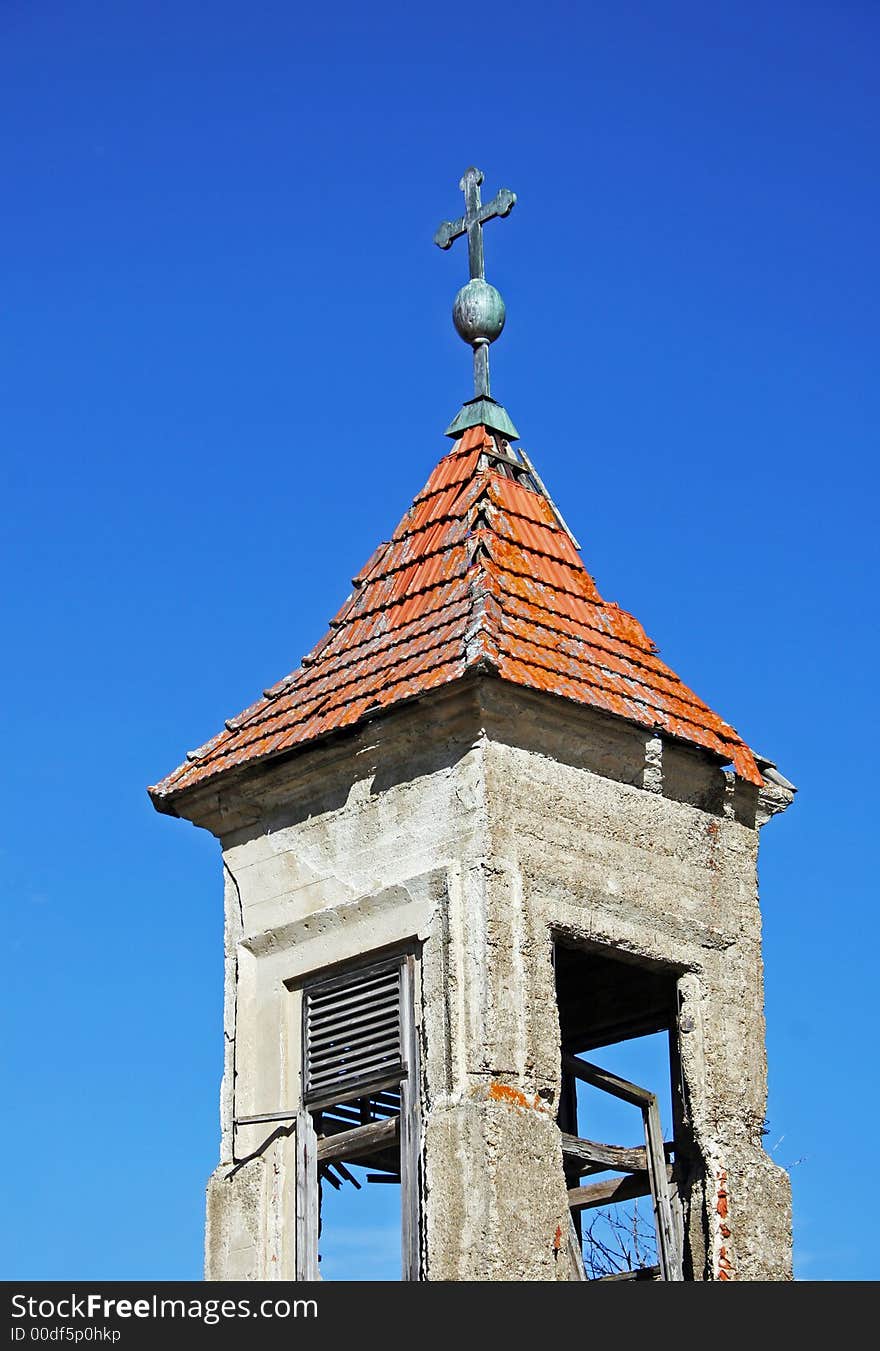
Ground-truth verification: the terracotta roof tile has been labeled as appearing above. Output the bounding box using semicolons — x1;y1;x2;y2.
484;535;600;602
413;437;488;500
489;509;581;566
149;423;762;808
485;475;559;526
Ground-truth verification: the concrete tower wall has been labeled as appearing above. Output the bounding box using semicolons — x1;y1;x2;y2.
184;678;791;1282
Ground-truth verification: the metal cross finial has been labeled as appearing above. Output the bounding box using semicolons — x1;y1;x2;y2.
434;168;517;430
433;167;516;282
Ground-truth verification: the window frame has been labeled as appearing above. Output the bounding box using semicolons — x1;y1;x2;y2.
294;946;421;1281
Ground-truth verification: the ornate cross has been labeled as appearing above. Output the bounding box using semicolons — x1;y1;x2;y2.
433;167;516;281
434;168;518;425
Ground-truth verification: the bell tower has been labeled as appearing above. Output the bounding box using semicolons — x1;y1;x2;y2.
149;168;795;1282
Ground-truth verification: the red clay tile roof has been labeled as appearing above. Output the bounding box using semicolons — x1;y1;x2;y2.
149;425;762;811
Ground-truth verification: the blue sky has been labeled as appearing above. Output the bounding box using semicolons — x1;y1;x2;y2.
2;1;877;1281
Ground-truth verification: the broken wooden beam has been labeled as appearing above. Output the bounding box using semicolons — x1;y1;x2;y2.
562;1133;650;1174
597;1265;661;1281
567;1167;674;1212
562;1133;674;1175
316;1115;399;1164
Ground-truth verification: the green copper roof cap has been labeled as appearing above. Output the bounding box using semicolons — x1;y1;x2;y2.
434;167;519;441
445;396;519;441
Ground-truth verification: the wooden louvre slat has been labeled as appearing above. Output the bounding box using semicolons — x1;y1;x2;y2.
308;994;401;1035
303;960;404;1105
309;973;399;1013
309;1028;402;1074
309;1028;402;1069
309;1041;403;1088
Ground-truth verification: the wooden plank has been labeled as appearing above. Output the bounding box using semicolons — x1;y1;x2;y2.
567;1168;671;1212
561;1133;650;1174
309;1036;399;1070
561;1048;682;1278
309;1059;405;1091
308;978;399;1014
568;1211;587;1280
316;1105;363;1125
374;1090;401;1105
305;958;401;1003
369;1148;403;1175
303;961;403;1103
303;1068;405;1112
234;1108;298;1126
309;1024;402;1059
308;995;400;1035
294;1110;319;1281
331;1161;361;1190
558;1067;578;1136
399;953;421;1282
666;1020;689;1267
308;1042;403;1082
316;1115;399;1164
562;1134;674;1177
562;1053;653;1107
307;971;397;1004
309;1026;402;1063
644;1096;682;1281
597;1265;661;1282
518;447;581;549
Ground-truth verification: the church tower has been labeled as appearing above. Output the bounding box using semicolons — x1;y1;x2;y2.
150;168;795;1282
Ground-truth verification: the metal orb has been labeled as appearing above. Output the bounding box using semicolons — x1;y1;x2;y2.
452;279;506;346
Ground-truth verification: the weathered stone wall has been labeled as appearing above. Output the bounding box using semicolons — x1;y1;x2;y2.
178;677;791;1281
478;683;792;1280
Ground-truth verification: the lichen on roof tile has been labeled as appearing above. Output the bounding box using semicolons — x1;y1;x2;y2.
149;424;762;809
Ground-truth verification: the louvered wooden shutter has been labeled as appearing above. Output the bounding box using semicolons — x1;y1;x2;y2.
303;958;405;1106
